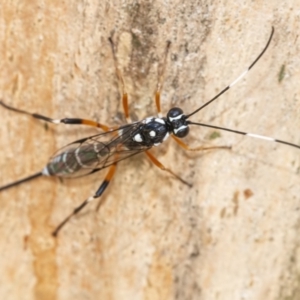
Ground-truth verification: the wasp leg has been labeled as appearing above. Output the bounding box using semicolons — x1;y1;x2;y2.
145;150;192;187
52;163;117;237
155;41;171;117
172;135;231;151
0;100;111;131
108;37;130;123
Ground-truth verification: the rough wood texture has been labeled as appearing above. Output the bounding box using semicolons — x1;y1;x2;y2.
1;1;300;300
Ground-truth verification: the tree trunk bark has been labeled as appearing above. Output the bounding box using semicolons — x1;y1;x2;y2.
0;1;300;299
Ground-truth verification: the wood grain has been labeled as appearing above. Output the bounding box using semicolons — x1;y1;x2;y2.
0;1;300;299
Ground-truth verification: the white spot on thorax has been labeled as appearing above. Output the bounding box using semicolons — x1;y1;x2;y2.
149;130;156;137
133;133;143;142
155;118;165;124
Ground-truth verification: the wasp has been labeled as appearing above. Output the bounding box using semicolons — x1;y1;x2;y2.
1;27;297;236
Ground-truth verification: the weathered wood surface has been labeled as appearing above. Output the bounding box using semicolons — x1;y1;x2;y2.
0;1;300;299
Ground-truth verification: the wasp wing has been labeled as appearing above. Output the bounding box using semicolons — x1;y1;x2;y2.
45;122;151;178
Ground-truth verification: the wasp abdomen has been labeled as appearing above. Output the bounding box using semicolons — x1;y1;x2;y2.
42;142;110;177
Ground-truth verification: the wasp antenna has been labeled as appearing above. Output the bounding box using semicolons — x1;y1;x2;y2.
187;121;300;150
185;26;274;119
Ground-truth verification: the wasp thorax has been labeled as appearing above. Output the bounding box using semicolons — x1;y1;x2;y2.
167;107;189;138
129;117;170;147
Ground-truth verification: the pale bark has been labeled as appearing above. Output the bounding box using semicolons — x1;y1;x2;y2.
0;1;300;300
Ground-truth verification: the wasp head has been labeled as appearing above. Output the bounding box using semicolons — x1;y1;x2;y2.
166;107;189;138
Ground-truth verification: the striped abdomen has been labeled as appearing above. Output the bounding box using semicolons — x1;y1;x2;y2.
42;142;110;177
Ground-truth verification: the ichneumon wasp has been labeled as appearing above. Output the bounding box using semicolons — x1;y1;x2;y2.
1;27;299;236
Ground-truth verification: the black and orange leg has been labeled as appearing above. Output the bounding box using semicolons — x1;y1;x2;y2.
145;150;192;187
172;135;231;151
108;37;130;123
0;100;111;131
52;163;117;236
155;41;171;117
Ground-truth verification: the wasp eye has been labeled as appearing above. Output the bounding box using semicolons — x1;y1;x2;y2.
174;126;189;138
167;107;183;120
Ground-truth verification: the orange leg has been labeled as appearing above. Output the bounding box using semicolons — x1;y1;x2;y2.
155;41;171;116
172;135;231;151
52;162;117;236
0;100;111;131
145;150;192;187
108;37;130;122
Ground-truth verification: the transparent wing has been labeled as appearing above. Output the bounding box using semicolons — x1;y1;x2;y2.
45;122;151;178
